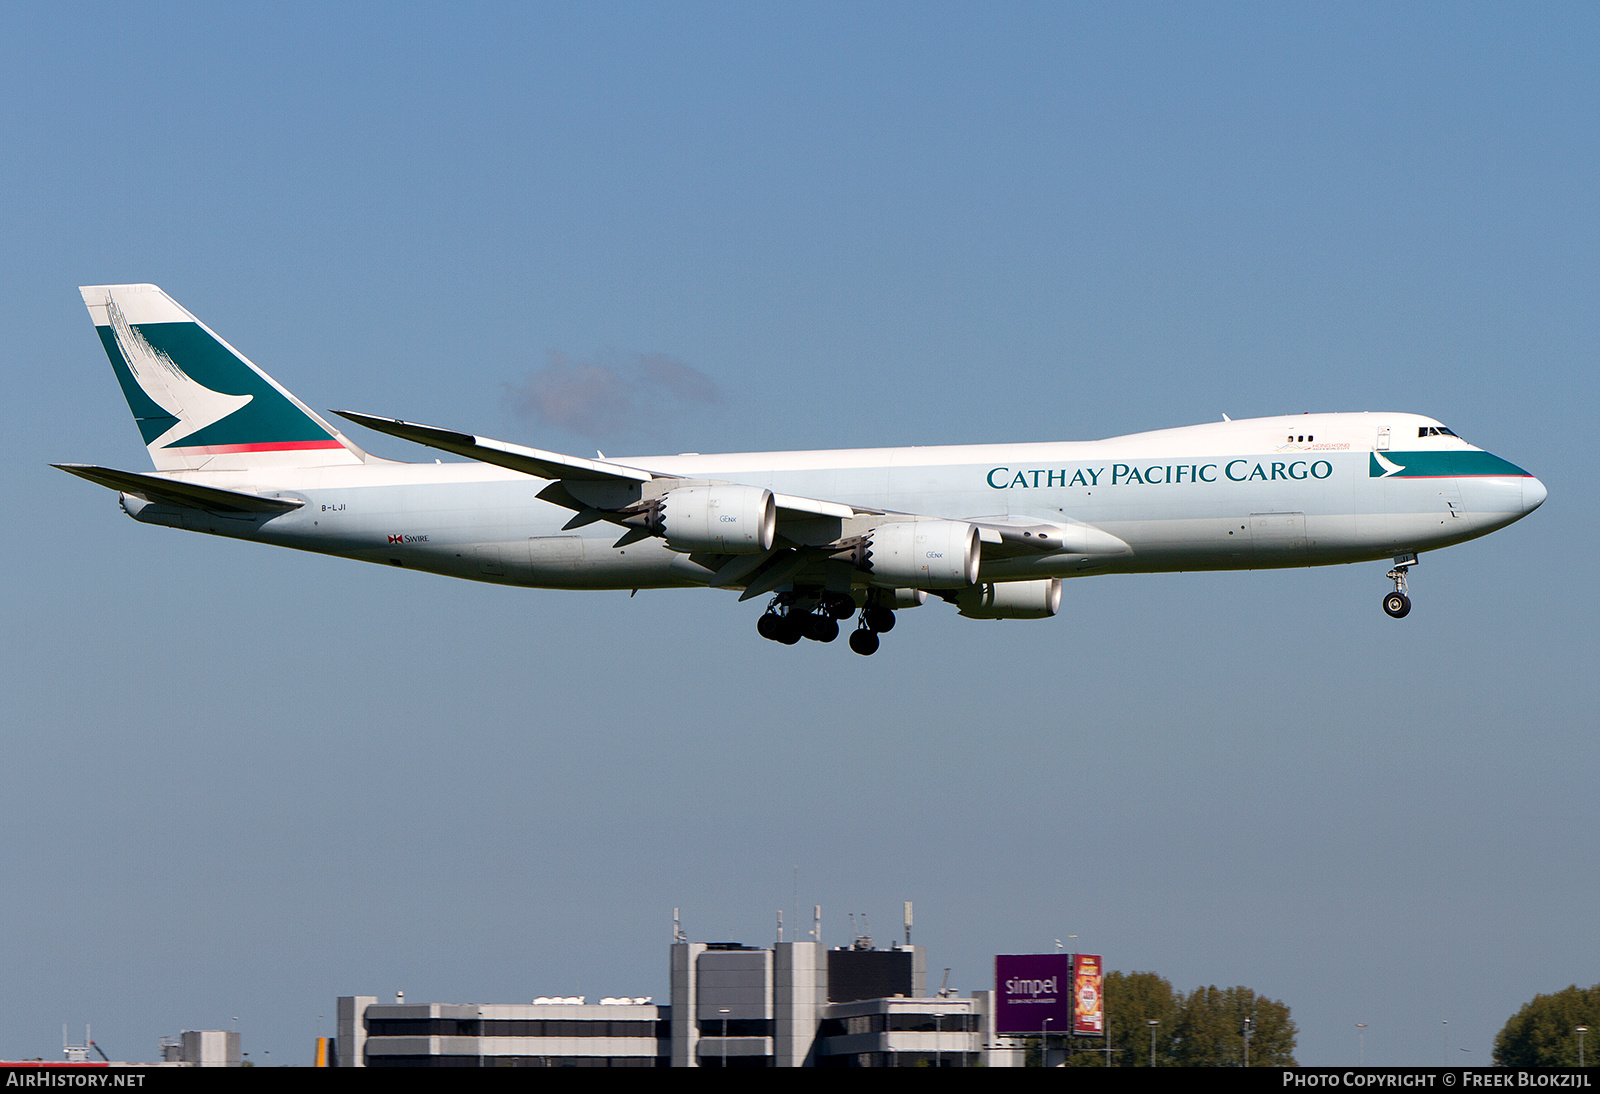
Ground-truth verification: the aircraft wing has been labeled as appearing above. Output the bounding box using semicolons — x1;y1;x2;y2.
334;411;655;483
334;411;879;522
53;464;304;514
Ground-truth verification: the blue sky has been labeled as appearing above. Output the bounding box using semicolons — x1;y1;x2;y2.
2;2;1595;1067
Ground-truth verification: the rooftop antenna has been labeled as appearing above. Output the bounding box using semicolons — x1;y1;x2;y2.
938;969;952;998
776;909;783;945
852;914;874;951
812;905;821;946
673;908;685;944
63;1024;97;1063
904;901;913;946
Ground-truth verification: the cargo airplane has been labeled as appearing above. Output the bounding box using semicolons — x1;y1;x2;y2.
58;284;1546;655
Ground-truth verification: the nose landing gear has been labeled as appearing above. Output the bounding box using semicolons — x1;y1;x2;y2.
1382;554;1416;619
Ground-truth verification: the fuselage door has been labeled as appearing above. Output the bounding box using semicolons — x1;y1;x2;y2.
474;543;505;576
1250;512;1307;566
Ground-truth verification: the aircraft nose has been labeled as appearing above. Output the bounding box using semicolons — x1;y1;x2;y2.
1522;475;1547;514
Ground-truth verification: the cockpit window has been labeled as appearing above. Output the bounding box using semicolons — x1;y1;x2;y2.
1418;427;1458;438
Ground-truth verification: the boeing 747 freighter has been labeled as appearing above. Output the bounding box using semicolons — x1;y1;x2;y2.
58;284;1546;655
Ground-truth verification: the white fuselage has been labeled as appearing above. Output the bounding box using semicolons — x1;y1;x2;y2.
116;411;1544;592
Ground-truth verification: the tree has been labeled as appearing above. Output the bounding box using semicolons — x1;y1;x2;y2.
1102;971;1182;1066
1060;971;1296;1066
1494;984;1600;1067
1171;985;1297;1067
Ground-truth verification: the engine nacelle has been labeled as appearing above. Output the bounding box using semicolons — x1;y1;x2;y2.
955;579;1062;619
658;485;776;554
873;587;928;609
862;519;980;589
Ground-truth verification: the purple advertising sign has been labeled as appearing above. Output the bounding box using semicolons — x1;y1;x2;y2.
994;954;1075;1035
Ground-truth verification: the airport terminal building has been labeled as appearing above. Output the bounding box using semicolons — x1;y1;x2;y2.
337;939;1020;1067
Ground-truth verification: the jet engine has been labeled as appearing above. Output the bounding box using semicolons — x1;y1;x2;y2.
861;519;980;589
657;485;776;554
955;578;1062;619
874;587;928;609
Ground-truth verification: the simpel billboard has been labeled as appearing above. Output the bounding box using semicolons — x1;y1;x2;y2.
995;953;1104;1037
994;954;1074;1036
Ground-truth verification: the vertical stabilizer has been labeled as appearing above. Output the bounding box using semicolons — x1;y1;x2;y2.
81;284;367;471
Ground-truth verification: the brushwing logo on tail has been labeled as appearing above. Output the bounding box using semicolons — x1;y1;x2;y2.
105;299;252;449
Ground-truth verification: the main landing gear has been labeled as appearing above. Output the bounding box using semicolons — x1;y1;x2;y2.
758;592;894;655
1382;554;1416;619
848;605;896;656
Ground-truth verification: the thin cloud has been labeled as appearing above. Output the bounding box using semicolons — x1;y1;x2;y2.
504;351;723;439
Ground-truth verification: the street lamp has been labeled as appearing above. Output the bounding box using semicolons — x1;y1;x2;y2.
1041;1017;1052;1069
1577;1026;1589;1068
1355;1023;1367;1067
1242;1016;1254;1068
1147;1019;1159;1067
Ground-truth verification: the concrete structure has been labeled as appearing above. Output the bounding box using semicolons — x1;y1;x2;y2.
337;936;1009;1066
818;995;985;1067
178;1030;240;1068
340;996;663;1067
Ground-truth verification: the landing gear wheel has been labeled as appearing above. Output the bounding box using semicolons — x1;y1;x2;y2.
863;606;896;633
849;626;880;656
803;613;840;643
760;594;805;644
1383;591;1411;619
821;594;856;620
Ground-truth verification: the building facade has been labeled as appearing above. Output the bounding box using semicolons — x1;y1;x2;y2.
337;938;1017;1066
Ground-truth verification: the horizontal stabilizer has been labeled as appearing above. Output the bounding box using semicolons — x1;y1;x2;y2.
52;464;303;513
334;411;656;484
